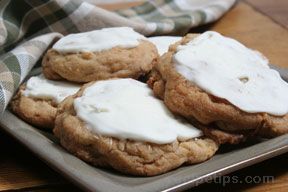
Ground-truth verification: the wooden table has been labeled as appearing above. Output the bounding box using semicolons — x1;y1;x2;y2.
0;0;287;191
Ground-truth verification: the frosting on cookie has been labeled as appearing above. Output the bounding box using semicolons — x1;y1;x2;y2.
23;75;80;103
174;31;288;116
74;79;202;144
53;27;146;53
148;36;181;55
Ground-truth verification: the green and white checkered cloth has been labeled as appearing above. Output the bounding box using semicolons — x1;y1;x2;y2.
0;0;235;114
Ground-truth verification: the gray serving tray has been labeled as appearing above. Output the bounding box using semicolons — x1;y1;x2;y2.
0;110;288;192
1;65;288;192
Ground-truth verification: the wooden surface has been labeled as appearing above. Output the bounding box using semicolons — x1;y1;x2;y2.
0;0;288;191
245;0;288;28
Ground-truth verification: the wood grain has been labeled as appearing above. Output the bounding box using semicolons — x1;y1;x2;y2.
0;131;76;191
0;1;287;192
245;0;288;28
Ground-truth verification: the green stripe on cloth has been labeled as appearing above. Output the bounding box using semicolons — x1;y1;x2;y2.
3;54;21;76
3;0;33;26
130;1;158;15
2;0;32;49
0;0;235;114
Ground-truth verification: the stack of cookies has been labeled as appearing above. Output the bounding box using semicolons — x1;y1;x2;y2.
10;27;288;176
148;32;288;144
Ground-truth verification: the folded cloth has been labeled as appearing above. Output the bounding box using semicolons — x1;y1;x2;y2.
0;0;235;114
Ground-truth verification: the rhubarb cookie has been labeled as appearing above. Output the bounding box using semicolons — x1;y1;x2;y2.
43;27;158;83
148;31;288;143
10;75;80;129
54;79;218;176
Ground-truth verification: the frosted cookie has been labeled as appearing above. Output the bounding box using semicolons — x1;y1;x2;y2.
148;36;181;55
43;27;158;83
54;79;218;176
11;75;80;129
148;31;288;143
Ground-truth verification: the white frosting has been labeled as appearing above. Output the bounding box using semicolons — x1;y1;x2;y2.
174;31;288;116
148;36;181;55
52;27;146;53
23;75;81;104
74;79;202;144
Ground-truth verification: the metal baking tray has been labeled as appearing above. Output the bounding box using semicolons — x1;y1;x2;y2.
0;66;288;192
1;108;288;192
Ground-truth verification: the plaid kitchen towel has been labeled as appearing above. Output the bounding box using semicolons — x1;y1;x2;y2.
0;0;235;114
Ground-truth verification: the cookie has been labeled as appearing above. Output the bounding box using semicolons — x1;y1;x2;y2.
148;31;288;143
54;79;218;176
10;75;80;129
42;27;158;83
